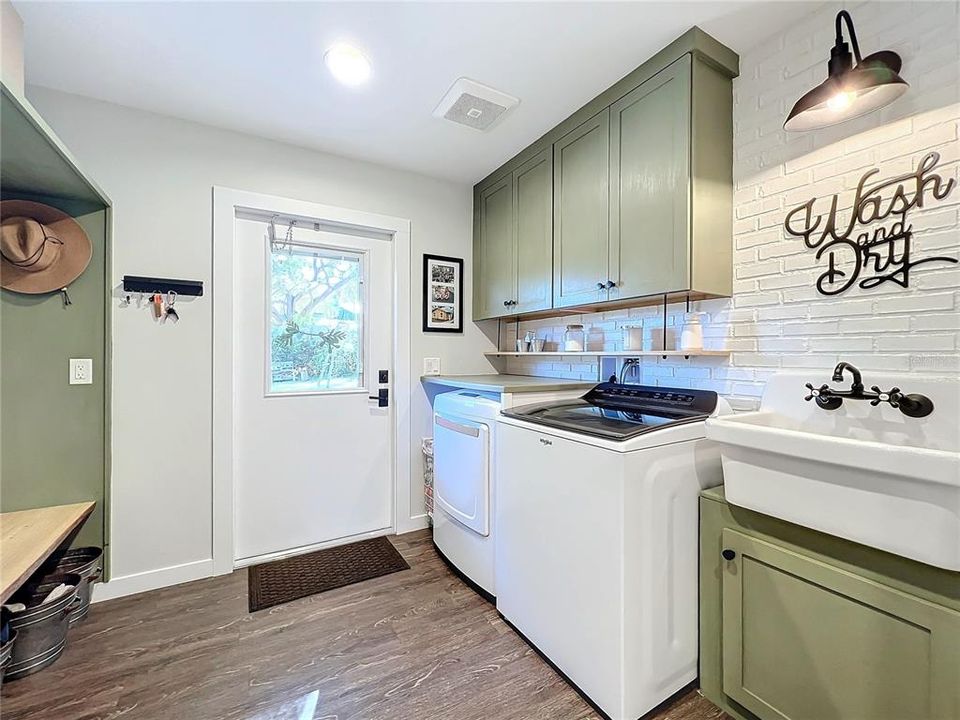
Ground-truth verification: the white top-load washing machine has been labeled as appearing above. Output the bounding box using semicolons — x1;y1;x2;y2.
495;382;731;720
432;390;502;598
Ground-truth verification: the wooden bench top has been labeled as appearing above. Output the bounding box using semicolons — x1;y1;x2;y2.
0;502;95;603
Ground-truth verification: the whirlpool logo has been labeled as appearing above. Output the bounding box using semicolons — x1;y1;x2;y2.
539;438;552;446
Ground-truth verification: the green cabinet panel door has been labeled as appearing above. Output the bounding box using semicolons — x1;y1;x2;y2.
553;110;610;308
477;175;515;319
609;56;691;301
719;528;960;720
513;149;553;315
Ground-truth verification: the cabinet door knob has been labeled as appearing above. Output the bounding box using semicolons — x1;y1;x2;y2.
596;282;605;290
503;300;510;307
606;280;616;289
722;549;736;561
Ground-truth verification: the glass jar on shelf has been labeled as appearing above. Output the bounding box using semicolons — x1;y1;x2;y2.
679;312;704;352
563;324;585;352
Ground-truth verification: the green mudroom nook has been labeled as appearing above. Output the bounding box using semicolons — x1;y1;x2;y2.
0;83;111;561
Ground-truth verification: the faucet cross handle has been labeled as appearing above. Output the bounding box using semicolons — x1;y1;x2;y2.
804;382;829;402
870;386;901;408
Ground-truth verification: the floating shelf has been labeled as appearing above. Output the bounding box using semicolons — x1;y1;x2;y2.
485;350;730;358
1;84;111;208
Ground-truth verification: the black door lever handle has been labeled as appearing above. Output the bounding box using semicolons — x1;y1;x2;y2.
369;388;389;407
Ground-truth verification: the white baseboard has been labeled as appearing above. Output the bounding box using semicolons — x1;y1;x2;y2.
92;521;429;604
233;526;394;569
92;559;214;603
396;513;430;535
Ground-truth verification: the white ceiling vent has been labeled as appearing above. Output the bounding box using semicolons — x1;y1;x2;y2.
433;78;519;131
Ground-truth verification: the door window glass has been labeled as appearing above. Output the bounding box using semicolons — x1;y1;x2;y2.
268;240;365;394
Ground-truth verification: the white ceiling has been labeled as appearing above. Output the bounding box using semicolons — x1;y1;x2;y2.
16;1;820;184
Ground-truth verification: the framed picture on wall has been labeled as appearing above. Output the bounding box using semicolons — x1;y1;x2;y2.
423;254;463;333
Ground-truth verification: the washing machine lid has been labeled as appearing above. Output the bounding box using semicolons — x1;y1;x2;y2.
501;383;718;441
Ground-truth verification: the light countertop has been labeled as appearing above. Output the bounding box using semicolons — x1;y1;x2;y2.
0;501;96;603
421;374;596;394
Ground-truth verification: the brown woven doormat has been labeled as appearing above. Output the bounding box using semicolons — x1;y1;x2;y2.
248;536;410;612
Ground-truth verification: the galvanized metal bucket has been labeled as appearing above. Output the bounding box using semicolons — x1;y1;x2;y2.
40;547;103;624
0;628;17;685
6;574;81;681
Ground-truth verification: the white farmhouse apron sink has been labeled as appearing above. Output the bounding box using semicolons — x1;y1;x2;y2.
705;371;960;571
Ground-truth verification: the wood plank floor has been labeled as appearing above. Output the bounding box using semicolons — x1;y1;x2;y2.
0;530;729;720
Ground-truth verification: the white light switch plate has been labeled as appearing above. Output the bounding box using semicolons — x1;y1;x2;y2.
69;358;93;385
423;357;441;375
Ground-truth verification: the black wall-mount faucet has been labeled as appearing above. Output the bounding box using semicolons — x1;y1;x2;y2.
832;362;864;394
805;362;935;418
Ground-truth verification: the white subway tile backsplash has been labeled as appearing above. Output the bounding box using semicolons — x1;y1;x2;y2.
878;334;956;351
808;299;874;317
782;320;840;336
875;293;955;314
912;312;960;331
838;316;911;333
780;354;840;369
808;336;875;352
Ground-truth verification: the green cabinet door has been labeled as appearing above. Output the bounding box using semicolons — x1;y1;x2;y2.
513;148;552;314
721;528;960;720
609;56;690;301
477;174;515;319
553;109;610;308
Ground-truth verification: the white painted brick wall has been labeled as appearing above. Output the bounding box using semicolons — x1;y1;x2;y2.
500;0;960;410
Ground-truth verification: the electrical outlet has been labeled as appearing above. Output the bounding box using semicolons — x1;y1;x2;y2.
423;357;441;376
69;358;93;385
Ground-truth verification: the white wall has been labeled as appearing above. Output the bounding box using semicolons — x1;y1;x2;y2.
28;87;495;597
1;0;24;94
504;0;959;410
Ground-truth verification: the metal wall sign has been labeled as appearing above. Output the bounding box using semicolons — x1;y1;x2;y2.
784;151;957;295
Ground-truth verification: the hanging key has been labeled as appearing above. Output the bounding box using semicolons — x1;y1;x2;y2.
163;291;179;324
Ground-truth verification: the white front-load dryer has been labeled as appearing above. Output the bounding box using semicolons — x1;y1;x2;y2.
433;390;501;599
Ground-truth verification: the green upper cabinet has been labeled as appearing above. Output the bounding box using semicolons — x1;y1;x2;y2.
474;149;553;319
553;110;610;308
609;56;690;301
472;28;738;321
513;148;553;315
476;174;515;319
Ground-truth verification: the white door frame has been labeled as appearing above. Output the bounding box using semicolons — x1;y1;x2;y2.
212;186;413;575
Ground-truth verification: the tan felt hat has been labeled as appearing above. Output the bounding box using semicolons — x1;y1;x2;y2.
1;200;92;294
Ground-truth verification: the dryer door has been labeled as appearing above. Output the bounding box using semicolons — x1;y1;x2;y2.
433;413;490;536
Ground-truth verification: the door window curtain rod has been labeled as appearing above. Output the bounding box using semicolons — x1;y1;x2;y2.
234;207;394;243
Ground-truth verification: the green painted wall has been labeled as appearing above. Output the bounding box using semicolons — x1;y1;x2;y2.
1;192;107;551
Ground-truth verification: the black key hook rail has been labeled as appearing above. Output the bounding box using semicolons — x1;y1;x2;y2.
122;275;204;297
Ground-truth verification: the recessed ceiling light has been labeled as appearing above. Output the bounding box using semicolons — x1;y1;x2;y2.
324;43;372;87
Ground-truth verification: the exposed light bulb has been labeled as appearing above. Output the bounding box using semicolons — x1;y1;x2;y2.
827;91;853;112
324;43;372;86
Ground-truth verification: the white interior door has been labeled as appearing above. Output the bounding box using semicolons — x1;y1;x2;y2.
233;216;394;563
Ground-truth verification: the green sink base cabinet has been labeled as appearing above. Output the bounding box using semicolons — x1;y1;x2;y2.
699;488;960;720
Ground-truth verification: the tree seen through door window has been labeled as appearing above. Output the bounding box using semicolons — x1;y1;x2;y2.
268;242;364;394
